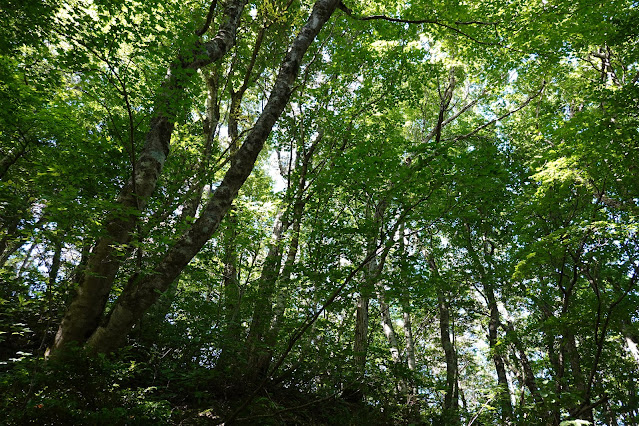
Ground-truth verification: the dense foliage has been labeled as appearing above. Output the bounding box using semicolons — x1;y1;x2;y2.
1;0;638;424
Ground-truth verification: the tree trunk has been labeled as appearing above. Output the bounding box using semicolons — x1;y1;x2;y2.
565;331;593;422
402;309;417;371
0;139;29;180
81;0;340;355
438;292;459;421
427;253;459;423
377;284;401;363
268;211;300;338
260;200;303;374
462;223;513;422
549;332;563;425
485;284;513;423
623;321;639;364
402;307;421;423
265;132;320;350
346;200;387;402
346;290;370;402
51;0;247;354
72;242;91;286
397;224;419;413
180;68;221;223
377;281;405;396
45;237;64;327
47;239;63;292
245;129;319;382
501;321;544;406
213;207;244;374
244;212;286;383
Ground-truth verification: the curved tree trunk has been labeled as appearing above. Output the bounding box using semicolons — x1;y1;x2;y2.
51;0;248;354
82;0;340;355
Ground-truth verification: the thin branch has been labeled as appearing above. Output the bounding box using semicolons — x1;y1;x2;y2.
340;3;498;47
195;0;218;37
448;83;546;142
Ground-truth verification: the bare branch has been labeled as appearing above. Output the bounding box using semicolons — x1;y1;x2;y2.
448;82;546;142
340;2;498;46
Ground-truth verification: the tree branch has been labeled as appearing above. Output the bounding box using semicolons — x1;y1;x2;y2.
195;0;218;37
448;82;546;142
340;2;498;46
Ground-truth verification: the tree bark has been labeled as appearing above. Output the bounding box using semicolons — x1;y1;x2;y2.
46;237;64;324
565;330;593;422
402;307;420;418
222;21;277;376
347;289;370;402
266;131;320;346
397;225;419;412
377;281;407;395
47;239;63;290
268;209;300;337
83;0;340;355
402;309;417;370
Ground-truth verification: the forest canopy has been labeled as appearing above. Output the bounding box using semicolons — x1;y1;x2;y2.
1;0;638;424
